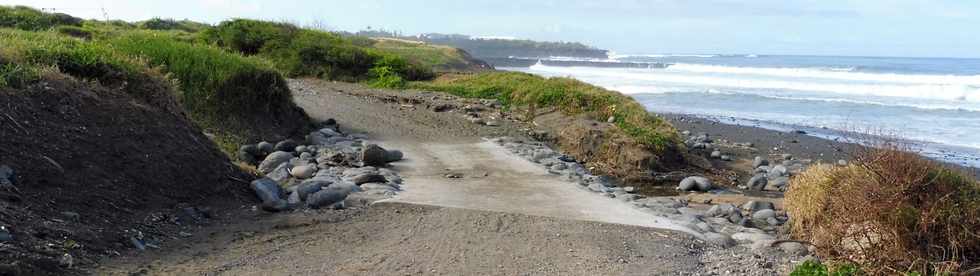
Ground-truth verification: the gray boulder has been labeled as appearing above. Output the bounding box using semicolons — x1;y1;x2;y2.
290;164;317;179
752;209;776;221
769;165;789;177
747;174;768;191
361;144;389;167
710;151;722;159
742;200;775;212
679;176;712;192
306;189;348;209
705;203;737;218
770;177;790;190
588;183;610;193
0;165;15;188
296;180;330;200
778;241;809;256
266;163;293;184
753;156;769;168
240;144;260;156
385;150;404;162
258;151;294;174
257;141;274;155
352;173;387;185
250;178;288;212
274;139;299;152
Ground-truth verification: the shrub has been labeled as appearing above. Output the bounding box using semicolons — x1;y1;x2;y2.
200;19;433;82
786;147;980;274
108;31;296;121
0;5;82;30
411;72;679;151
138;18;208;33
790;260;862;276
55;25;92;39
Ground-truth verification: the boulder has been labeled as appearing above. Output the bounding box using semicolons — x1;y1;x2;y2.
752;156;769;168
240;144;261;156
679;176;712;192
551;162;567;171
752;209;776;221
741;200;775;212
837;159;848;166
274;139;299;152
360;183;398;192
361;144;389;167
588;183;609;193
705;203;737;218
250;178;288;212
385;150;404;162
258;151;294;174
306;189;348;209
732;232;775;244
747;174;768;191
778;241;809;256
769;165;789;177
770;177;790;190
352;173;387;185
296;180;329;200
266;163;293;184
257;141;275;155
0;165;15;187
290;164;317;179
710;151;722;159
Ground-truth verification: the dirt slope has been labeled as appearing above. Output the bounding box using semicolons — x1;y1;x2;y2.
0;75;250;275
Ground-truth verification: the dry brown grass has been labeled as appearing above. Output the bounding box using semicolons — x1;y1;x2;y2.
786;147;980;275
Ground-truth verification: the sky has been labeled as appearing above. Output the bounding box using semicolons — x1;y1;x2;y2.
7;0;980;58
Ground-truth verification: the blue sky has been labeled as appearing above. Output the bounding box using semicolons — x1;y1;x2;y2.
7;0;980;58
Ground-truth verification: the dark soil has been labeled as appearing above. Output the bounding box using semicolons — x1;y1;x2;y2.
0;75;254;275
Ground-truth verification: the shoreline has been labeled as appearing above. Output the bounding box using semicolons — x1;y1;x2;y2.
664;113;980;178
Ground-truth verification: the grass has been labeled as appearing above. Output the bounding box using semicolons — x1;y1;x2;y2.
786;146;980;275
371;38;475;71
790;260;862;276
199;19;433;82
0;5;82;31
410;71;680;151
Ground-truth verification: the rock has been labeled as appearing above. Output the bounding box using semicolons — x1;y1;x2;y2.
258;151;294;174
61;211;80;222
325;181;361;195
770;177;790;189
727;211;744;224
237;150;257;165
257;141;274;155
704;232;735;248
485;120;499;127
531;150;554;163
60;253;73;268
747;174;768;191
769;165;789;177
361;183;398;192
299;152;313;160
557;155;576;162
240;144;261;156
130;237;146;251
306;189;348;209
781;153;793;160
778;241;809;256
266;163;293;184
837;159;848;166
752;209;776;221
250;178;283;204
754;166;770;174
741;200;775;212
295;145;308;153
588;183;610;193
0;226;11;242
607;116;616;123
274;139;299;152
385;150;404;162
467;116;484;125
679;176;712;192
352;173;386;185
766;217;782;226
361;144;389;167
720;155;732;161
296;180;329;200
681;130;691;136
290;164;317;179
551;162;567;171
705;204;737;218
287;191;302;205
710;151;721;158
753;156;769;168
623;186;636;193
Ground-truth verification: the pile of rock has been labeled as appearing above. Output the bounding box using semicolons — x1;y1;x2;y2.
492;136;810;257
246;119;406;212
742;155;810;192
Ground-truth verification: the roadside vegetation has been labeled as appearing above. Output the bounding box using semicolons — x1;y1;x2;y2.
411;71;680;152
786;146;980;275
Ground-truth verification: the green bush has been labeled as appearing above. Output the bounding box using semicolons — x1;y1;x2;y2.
108;31;294;120
0;5;81;30
790;260;861;276
411;72;679;151
55;25;92;39
200;19;433;82
138;18;209;33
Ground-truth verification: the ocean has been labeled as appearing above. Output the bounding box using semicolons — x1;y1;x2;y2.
500;54;980;167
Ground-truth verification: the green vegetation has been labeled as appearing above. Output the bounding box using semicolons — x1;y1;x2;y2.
786;148;980;275
0;5;82;31
371;38;485;72
200;19;433;82
353;30;608;59
411;72;679;151
790;260;861;276
138;18;209;32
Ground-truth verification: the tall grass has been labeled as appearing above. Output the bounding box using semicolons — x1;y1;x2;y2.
786;146;980;275
411;72;680;151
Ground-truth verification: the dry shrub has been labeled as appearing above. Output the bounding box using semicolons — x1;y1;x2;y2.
786;147;980;275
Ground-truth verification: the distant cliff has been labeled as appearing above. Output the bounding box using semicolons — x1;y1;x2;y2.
351;30;609;60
